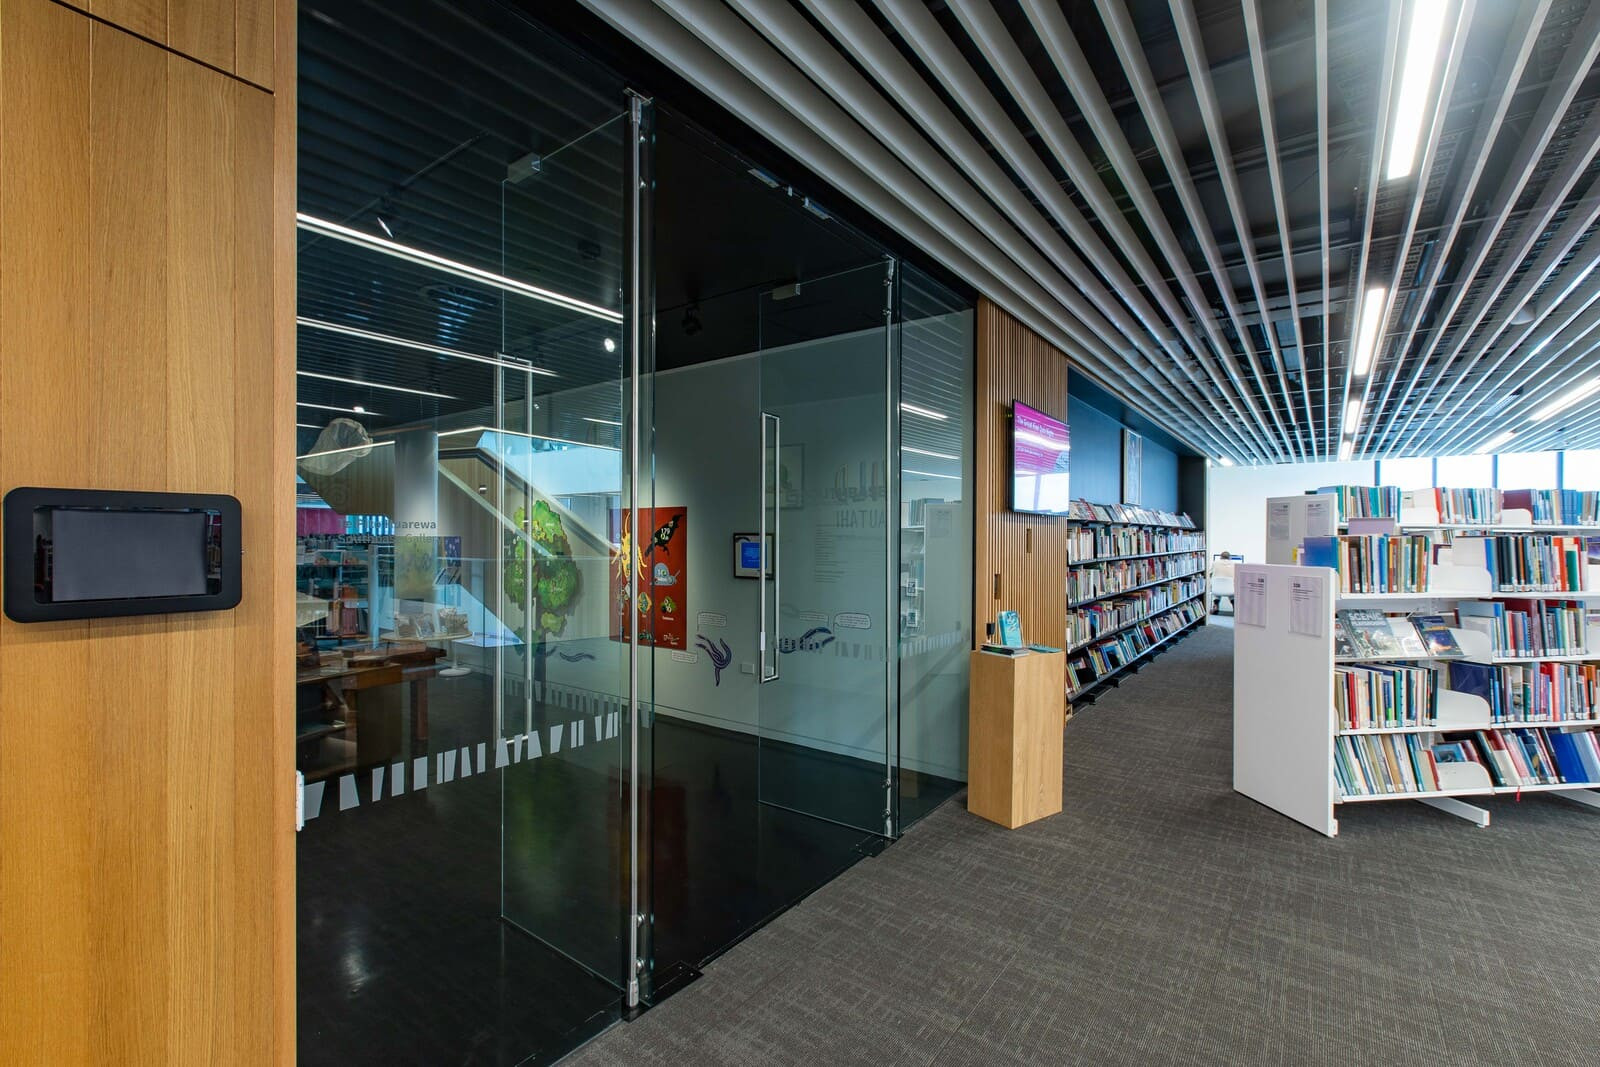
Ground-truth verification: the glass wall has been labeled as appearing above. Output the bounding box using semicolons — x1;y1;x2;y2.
293;3;642;1062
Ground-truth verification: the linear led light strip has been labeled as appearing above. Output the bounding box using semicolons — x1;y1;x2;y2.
297;317;556;377
1385;1;1450;181
299;401;377;415
297;213;623;324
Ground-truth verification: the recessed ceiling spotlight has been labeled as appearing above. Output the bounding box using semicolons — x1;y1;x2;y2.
352;405;365;413
1218;456;1235;467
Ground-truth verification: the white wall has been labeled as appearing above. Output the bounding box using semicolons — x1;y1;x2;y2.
1205;459;1377;564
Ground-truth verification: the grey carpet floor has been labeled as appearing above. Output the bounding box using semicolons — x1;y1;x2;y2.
563;622;1600;1066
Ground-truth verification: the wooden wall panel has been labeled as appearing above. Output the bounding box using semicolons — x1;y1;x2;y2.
974;299;1071;656
0;0;294;1062
86;0;276;89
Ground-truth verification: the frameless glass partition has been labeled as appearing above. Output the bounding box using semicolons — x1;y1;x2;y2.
293;3;648;1063
756;262;895;834
894;266;975;828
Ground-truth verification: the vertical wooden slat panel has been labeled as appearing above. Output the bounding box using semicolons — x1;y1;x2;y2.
974;299;1070;670
234;0;273;89
0;1;95;1060
88;0;166;40
229;74;277;1062
86;22;172;1065
168;0;234;73
164;50;239;1064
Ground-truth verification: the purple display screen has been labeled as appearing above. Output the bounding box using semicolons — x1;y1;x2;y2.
1011;400;1071;515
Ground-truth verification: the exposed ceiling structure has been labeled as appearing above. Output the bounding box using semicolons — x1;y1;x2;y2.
582;0;1600;465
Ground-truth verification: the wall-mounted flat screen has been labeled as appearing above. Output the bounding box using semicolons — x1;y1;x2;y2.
1011;400;1071;515
3;487;241;622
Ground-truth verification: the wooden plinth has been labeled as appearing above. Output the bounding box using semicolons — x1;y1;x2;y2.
967;650;1065;828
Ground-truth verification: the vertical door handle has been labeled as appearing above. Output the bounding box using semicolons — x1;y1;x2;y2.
760;411;781;683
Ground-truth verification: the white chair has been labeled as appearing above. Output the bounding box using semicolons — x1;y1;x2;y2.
1209;555;1237;615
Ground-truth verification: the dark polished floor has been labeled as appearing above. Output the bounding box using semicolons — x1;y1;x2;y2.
298;672;957;1065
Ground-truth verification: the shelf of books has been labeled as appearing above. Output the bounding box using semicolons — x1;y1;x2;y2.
1234;560;1600;836
1064;500;1205;708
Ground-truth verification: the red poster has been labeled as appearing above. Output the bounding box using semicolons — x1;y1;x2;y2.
610;506;687;649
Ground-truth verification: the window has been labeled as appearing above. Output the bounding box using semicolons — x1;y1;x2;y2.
1563;450;1600;491
1495;451;1558;490
1376;456;1434;490
1435;453;1494;487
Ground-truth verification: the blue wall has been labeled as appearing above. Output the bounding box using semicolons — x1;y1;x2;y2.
1067;394;1179;510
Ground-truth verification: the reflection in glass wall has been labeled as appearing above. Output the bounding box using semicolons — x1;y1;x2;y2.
896;267;975;829
293;3;636;1063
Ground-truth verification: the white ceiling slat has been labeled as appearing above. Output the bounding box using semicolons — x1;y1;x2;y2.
1381;0;1600;453
1165;0;1306;460
1366;1;1551;456
577;0;1600;462
1316;0;1332;459
1406;109;1600;457
795;0;1260;458
943;0;1294;461
1419;184;1600;457
724;0;1252;457
1017;0;1294;460
1350;1;1477;458
1239;0;1319;460
873;0;1278;461
1093;0;1279;466
578;0;1233;450
1334;0;1405;461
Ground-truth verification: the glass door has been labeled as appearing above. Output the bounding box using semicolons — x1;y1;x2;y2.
495;98;653;1007
756;261;896;835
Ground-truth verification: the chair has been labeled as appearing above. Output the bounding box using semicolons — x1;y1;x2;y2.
1209;553;1240;615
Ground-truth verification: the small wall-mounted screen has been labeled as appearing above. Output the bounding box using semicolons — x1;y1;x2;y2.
51;510;209;601
1011;400;1071;515
4;487;239;622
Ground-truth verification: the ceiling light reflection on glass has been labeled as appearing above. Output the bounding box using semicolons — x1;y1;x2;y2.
900;402;948;421
297;317;556;376
296;213;622;323
297;370;453;399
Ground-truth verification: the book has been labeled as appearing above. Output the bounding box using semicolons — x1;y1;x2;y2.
1342;609;1404;657
981;643;1031;657
1410;615;1464;658
1384;617;1429;658
996;610;1023;648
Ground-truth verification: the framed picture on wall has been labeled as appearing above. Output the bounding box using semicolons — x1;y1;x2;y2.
1122;429;1142;505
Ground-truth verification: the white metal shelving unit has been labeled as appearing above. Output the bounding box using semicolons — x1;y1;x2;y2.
1233;561;1600;836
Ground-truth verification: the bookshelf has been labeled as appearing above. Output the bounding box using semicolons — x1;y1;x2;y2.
1234;561;1600;835
1063;502;1205;709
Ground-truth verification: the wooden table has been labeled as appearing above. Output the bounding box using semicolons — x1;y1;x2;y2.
296;646;445;780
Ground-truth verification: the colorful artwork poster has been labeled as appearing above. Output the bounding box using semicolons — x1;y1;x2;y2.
610;506;688;649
